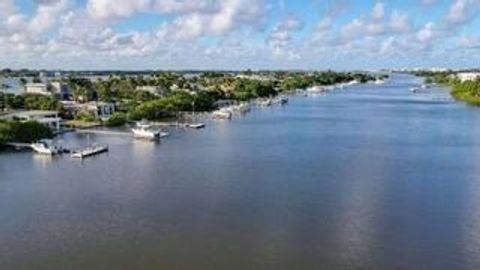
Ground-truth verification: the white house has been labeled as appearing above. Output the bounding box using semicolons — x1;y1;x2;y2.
457;72;480;82
25;83;51;96
0;110;62;130
136;86;167;96
61;101;115;119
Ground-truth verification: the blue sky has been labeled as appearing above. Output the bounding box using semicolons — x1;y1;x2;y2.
1;0;480;70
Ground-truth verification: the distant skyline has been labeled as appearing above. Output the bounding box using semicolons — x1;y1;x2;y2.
1;0;480;70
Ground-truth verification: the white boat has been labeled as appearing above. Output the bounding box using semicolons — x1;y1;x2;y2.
374;79;385;84
279;96;288;105
229;103;250;113
258;99;272;107
71;144;108;159
212;108;232;119
132;122;161;140
410;87;419;93
237;103;250;113
188;123;206;129
306;85;325;93
30;140;62;155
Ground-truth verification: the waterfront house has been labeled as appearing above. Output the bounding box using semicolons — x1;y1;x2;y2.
61;101;115;120
50;82;71;100
25;83;52;96
136;86;167;96
457;72;480;82
0;110;62;131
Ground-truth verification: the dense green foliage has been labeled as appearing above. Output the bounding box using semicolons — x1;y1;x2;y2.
413;70;480;106
105;112;127;126
0;92;60;111
0;120;53;144
280;72;378;91
23;94;60;110
3;70;382;124
232;79;276;101
74;111;98;122
129;90;215;120
0;92;25;110
451;80;480;106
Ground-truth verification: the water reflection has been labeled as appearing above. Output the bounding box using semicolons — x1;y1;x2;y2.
2;74;480;269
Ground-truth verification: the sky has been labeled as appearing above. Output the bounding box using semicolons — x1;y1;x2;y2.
1;0;480;70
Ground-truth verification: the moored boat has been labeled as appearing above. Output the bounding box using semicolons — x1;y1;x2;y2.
258;99;272;107
132;121;161;140
212;108;232;119
30;140;62;155
188;123;206;129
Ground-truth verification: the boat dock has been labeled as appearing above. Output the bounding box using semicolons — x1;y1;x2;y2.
5;142;32;149
76;129;131;136
71;144;109;159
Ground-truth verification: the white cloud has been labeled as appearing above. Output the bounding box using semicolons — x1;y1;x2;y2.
152;0;219;14
0;0;17;17
458;35;480;48
28;0;70;34
371;2;385;21
267;16;304;58
418;0;439;5
389;11;411;33
87;0;151;20
157;0;265;41
1;0;480;70
445;0;479;26
417;22;436;44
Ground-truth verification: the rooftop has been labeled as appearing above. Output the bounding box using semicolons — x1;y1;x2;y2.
0;110;59;119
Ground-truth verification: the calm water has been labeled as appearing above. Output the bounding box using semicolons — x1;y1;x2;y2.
2;74;480;269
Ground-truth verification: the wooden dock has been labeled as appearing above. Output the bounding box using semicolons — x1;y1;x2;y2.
71;144;109;159
5;142;32;149
76;129;131;136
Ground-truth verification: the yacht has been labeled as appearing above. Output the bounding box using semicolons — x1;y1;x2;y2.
132;121;161;140
30;140;62;155
212;108;232;119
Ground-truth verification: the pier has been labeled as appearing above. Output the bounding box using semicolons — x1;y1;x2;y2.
76;129;131;136
5;142;32;149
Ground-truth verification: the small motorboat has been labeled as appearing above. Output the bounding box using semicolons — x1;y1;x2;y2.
132;121;161;140
212;108;232;119
258;99;272;107
30;139;62;155
188;123;206;129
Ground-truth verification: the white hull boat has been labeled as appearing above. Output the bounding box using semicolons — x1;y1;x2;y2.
188;123;206;129
258;99;272;107
212;109;232;119
30;140;62;155
132;122;162;140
